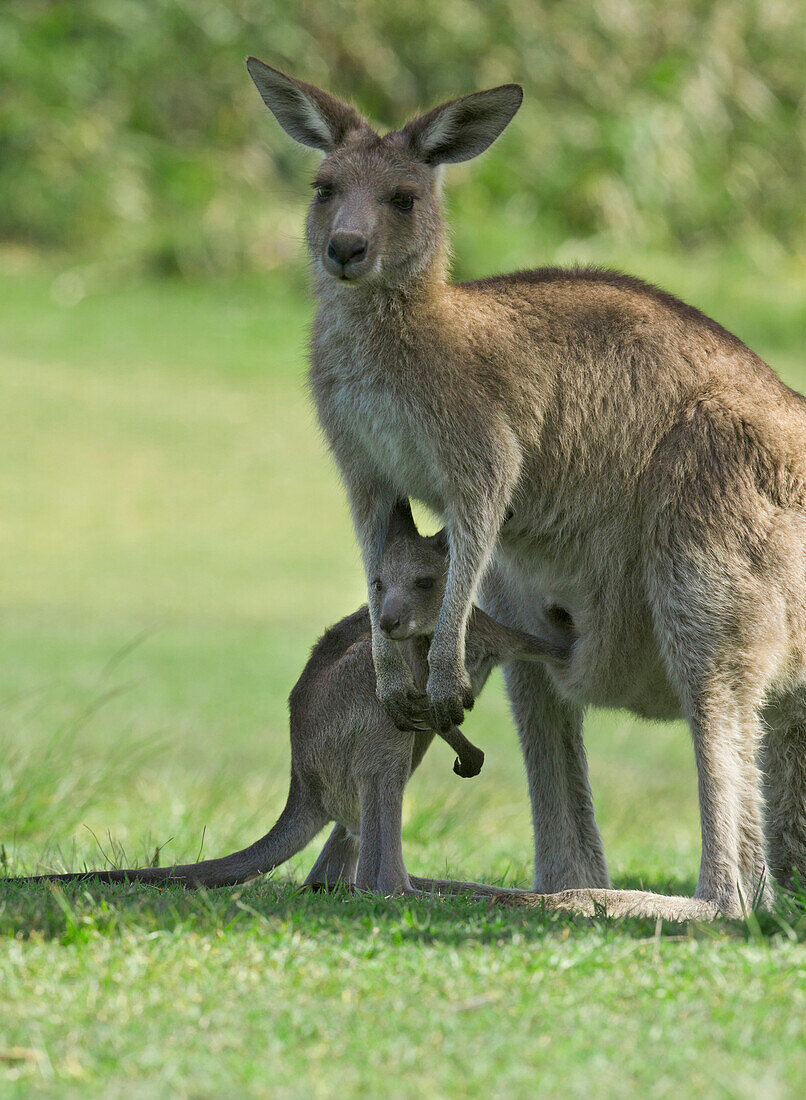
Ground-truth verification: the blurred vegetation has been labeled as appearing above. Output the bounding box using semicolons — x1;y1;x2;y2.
1;0;804;278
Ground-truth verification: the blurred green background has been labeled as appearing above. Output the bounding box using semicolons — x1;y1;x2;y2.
2;0;805;278
2;4;806;1096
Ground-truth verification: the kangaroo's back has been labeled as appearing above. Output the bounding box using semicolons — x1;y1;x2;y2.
454;266;806;471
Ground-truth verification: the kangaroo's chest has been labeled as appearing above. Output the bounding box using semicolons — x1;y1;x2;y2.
315;339;446;510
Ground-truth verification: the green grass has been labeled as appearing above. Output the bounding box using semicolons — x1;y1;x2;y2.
1;248;805;1097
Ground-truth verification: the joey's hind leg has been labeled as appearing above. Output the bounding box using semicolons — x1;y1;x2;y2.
761;687;806;891
503;660;609;892
355;759;414;896
438;724;485;778
304;824;360;888
354;780;381;893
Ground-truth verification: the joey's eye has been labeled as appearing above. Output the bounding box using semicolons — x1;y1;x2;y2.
314;185;334;202
390;192;415;211
414;577;435;590
371;579;383;592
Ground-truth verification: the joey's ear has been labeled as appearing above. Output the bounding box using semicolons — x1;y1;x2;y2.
386;498;419;540
246;57;369;151
401;84;523;165
429;528;450;555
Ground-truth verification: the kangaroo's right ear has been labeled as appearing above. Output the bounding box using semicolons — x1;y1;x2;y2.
401;84;523;165
246;57;369;151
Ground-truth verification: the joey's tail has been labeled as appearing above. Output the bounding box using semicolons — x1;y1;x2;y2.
3;774;326;889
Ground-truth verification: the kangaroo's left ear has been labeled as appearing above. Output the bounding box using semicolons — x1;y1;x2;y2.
401;84;523;165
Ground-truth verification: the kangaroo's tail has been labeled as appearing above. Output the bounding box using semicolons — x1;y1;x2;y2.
3;774;325;889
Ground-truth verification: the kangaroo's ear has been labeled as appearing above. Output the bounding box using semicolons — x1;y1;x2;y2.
401;84;523;165
386;498;419;540
246;57;369;151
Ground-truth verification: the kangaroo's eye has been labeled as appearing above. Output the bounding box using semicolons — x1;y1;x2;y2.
314;185;334;202
371;579;383;592
390;192;415;211
414;577;435;590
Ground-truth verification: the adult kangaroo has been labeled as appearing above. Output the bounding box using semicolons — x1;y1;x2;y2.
247;58;806;916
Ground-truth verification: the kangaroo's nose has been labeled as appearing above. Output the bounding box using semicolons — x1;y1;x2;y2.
327;232;367;268
379;613;400;637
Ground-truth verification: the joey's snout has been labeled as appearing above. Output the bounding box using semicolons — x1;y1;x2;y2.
379;591;423;640
324;231;369;280
379;610;405;639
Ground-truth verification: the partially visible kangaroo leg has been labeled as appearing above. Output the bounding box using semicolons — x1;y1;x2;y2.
304;824;360;887
736;722;772;906
6;774;327;888
760;686;806;892
503;659;609;892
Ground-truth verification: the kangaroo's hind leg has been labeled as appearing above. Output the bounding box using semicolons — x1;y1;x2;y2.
686;686;770;915
304;824;360;888
648;575;776;914
502;659;609;892
760;685;806;891
479;564;609;892
649;551;774;914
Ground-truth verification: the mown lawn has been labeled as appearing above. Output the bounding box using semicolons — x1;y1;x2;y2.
1;251;805;1097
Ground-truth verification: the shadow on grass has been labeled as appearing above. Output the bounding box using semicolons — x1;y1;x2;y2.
2;875;804;946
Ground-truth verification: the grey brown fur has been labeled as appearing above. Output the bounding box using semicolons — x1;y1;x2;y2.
9;502;570;895
246;57;806;916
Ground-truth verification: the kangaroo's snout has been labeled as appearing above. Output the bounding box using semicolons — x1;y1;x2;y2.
325;231;368;278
